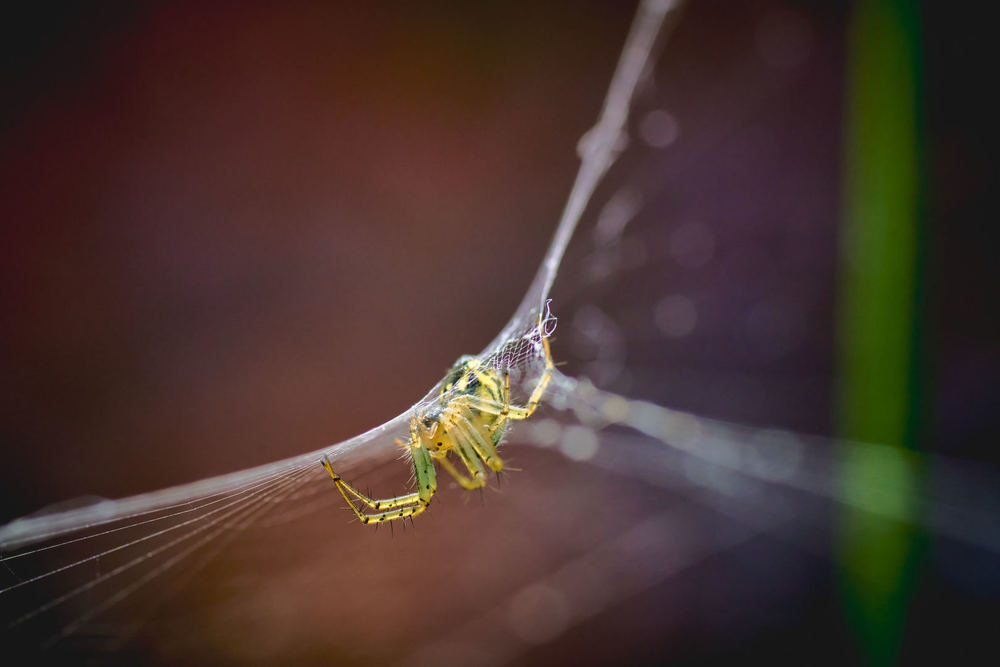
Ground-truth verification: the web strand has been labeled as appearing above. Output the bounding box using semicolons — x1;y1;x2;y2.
7;465;314;632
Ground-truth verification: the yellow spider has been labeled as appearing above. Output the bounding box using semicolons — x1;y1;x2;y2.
321;333;554;525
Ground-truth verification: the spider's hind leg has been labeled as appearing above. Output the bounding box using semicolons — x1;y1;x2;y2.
455;415;504;472
321;447;437;525
436;454;486;490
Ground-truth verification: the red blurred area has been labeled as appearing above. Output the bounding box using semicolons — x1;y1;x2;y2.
0;2;633;520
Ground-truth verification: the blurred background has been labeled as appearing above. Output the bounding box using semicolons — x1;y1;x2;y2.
1;1;997;665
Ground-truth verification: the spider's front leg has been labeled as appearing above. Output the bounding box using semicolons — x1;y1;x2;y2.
321;443;437;525
463;334;555;431
505;333;555;422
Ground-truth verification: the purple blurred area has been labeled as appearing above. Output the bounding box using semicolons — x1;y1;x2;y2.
1;1;997;665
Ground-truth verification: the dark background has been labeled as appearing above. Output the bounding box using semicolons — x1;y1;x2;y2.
1;1;997;665
1;1;627;516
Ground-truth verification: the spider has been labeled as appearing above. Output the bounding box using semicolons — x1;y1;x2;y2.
321;332;554;525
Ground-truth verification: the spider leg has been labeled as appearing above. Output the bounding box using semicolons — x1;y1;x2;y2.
435;454;484;490
451;394;504;414
321;456;418;510
505;334;554;421
320;447;436;525
441;375;510;436
434;426;488;490
446;394;511;445
488;371;511;436
451;334;554;424
453;414;504;472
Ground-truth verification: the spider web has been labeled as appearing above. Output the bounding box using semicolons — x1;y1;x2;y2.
0;0;672;553
2;1;998;664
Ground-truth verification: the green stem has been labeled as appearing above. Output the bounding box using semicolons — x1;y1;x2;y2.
836;0;926;664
